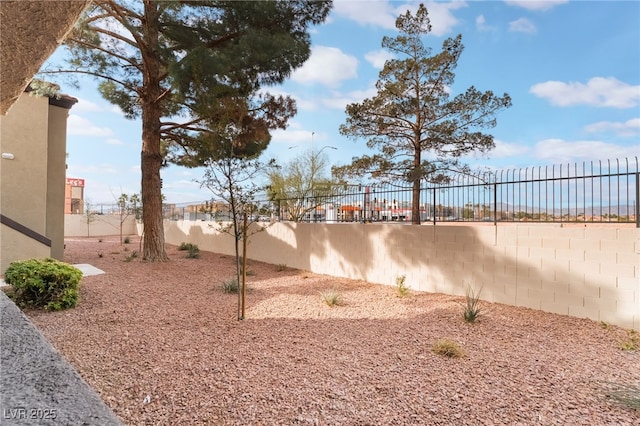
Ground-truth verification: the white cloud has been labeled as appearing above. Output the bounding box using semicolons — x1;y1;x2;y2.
424;1;467;36
365;49;395;69
489;139;531;158
530;77;640;109
332;0;398;29
533;139;638;163
73;98;123;115
271;127;318;146
73;98;105;113
509;18;537;34
290;45;358;88
475;15;492;32
332;0;466;36
584;118;640;137
67;115;114;137
321;86;379;111
106;138;125;145
505;0;568;12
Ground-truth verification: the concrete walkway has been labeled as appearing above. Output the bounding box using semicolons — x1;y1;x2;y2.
0;266;121;425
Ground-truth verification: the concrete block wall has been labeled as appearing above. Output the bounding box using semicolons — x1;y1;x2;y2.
64;215;137;237
164;221;640;330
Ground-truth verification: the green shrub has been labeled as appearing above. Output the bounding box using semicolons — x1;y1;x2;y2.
4;258;82;311
463;285;483;323
178;242;197;251
124;236;131;244
432;339;464;358
185;244;200;259
396;274;409;297
275;263;288;272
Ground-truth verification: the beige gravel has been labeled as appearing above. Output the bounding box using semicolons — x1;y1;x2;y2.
20;236;640;425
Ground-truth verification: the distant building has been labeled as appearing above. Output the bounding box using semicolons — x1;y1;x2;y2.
65;177;85;214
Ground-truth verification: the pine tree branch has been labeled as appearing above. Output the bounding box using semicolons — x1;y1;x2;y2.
66;37;141;69
39;69;139;94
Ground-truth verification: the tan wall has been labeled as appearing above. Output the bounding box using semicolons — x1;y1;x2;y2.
164;220;640;330
0;93;50;272
64;214;137;237
47;103;70;260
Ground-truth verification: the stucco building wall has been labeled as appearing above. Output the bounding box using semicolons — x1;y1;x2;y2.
0;92;75;273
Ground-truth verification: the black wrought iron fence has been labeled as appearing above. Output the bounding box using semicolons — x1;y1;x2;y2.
162;157;639;227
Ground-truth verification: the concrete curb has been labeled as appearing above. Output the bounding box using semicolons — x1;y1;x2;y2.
0;292;122;425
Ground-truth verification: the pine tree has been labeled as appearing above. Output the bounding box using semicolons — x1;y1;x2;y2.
43;0;332;260
336;4;511;224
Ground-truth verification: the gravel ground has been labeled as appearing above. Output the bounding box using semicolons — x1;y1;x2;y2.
19;236;640;425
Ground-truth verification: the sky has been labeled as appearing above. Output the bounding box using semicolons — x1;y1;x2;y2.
44;0;639;205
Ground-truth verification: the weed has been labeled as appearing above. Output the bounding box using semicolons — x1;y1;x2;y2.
463;285;483;323
395;274;410;297
124;236;131;244
320;289;343;307
221;277;239;294
98;238;103;243
600;381;640;411
275;263;288;272
432;339;464;358
600;321;610;329
619;329;639;351
97;251;104;258
124;250;138;262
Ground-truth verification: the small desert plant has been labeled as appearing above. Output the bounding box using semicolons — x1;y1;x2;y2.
463;285;483;323
396;274;409;297
3;258;82;311
124;250;138;262
185;244;200;259
221;277;239;294
320;289;343;307
124;236;131;244
601;381;640;411
98;238;103;243
275;263;288;272
432;339;464;358
619;329;639;351
97;251;104;258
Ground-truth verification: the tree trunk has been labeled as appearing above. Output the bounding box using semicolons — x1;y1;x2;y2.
412;144;421;225
140;1;168;261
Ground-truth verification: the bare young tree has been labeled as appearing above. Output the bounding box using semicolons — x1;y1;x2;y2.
267;147;337;222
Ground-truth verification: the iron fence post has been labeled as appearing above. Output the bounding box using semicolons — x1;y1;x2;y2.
636;171;640;228
433;188;436;225
494;182;498;226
